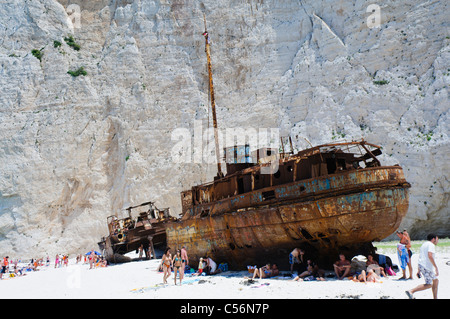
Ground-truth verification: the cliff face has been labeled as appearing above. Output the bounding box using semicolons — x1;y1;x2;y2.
0;0;448;257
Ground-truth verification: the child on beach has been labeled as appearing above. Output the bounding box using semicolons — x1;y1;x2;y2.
197;257;204;275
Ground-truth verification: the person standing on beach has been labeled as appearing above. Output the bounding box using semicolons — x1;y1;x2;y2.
160;247;172;284
89;251;95;269
402;230;413;278
172;249;183;285
0;257;5;280
397;230;413;279
289;248;306;274
138;244;144;260
180;246;189;282
405;234;439;299
397;242;409;280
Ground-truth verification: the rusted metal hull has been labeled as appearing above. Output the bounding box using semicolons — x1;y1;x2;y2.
97;202;175;263
166;166;410;269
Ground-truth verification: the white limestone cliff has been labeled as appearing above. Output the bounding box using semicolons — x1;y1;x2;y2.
0;0;448;257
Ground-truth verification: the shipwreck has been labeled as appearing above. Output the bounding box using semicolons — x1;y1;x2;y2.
163;20;411;269
98;19;411;269
98;201;176;263
166;140;411;269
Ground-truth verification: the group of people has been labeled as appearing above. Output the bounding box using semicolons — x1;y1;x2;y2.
287;230;441;298
54;254;70;268
158;246;229;285
0;256;48;279
289;248;326;281
0;250;108;280
395;229;440;297
159;246;189;285
332;253;384;283
85;251;107;269
328;232;441;298
155;232;439;296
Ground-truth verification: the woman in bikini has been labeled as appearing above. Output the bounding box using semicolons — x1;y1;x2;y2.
160;247;172;284
252;263;273;280
352;268;381;283
172;249;183;285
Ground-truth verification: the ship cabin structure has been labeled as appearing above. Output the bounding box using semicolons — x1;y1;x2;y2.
180;140;385;220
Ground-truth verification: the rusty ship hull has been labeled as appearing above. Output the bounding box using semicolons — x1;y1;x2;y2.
166;164;410;269
98;202;176;263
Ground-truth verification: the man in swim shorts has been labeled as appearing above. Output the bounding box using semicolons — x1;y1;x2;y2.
405;234;439;299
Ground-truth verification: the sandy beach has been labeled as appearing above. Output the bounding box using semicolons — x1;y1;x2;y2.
1;243;449;300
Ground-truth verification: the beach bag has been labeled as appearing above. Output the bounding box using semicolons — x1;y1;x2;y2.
386;266;395;276
218;263;228;272
350;255;367;273
247;265;257;273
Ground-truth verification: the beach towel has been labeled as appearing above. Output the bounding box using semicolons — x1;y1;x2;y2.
130;283;168;293
180;278;202;285
397;243;409;270
130;278;203;293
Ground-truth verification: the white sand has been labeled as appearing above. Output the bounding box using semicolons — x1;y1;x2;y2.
1;251;449;299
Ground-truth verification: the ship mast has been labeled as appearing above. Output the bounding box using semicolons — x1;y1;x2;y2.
203;15;223;178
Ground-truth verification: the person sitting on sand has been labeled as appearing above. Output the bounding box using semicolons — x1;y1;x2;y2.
294;259;326;281
270;263;279;277
366;254;386;277
252;263;279;280
205;257;223;275
352;268;381;283
334;254;351;280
